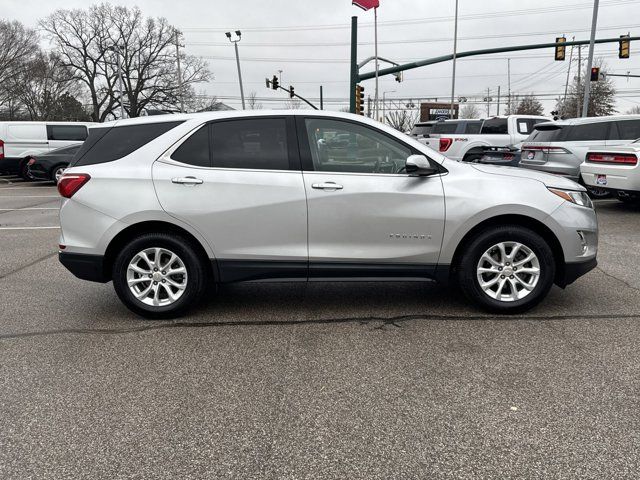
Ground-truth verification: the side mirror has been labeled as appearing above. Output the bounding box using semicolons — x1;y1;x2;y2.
405;154;437;176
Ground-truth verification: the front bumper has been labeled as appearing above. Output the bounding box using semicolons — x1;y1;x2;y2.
557;257;597;288
59;252;109;283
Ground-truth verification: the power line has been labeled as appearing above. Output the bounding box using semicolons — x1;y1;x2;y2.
181;0;639;33
185;23;640;48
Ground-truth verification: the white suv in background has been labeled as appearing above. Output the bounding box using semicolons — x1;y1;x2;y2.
57;111;598;318
519;115;640;195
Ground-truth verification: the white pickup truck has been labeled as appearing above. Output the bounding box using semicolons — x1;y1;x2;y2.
420;115;549;162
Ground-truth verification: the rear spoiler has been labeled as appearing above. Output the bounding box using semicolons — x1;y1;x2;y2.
533;123;563;131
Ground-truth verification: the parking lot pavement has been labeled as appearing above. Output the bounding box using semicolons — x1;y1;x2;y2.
1;176;640;479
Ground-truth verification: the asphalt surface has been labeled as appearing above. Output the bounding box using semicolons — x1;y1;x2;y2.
1;173;640;479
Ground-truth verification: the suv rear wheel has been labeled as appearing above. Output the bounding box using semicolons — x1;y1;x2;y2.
457;226;556;313
112;233;207;318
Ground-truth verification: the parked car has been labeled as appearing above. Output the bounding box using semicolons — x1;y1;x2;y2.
27;144;81;184
477;145;522;167
419;119;483;148
421;115;547;162
519;115;640;196
581;140;640;203
410;121;437;138
0;121;91;179
57;111;597;318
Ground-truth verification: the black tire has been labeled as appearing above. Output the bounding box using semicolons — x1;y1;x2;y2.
457;225;556;314
463;153;482;163
50;164;67;184
112;232;208;319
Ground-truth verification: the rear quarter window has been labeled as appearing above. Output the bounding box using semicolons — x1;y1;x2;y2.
565;122;611;141
463;121;483;134
613;120;640;140
71;121;183;167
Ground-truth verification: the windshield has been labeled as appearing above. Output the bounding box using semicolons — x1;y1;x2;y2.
526;125;566;143
432;122;460;134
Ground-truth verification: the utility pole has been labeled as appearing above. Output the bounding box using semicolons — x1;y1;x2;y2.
320;86;324;110
582;0;599;117
174;30;184;113
349;16;358;113
507;58;511;114
496;86;501;116
374;7;379;121
577;45;582;116
563;36;575;115
486;87;491;116
450;0;459;119
226;31;245;109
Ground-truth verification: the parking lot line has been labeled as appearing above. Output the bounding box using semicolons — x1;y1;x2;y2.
0;195;59;198
0;208;59;211
0;226;60;230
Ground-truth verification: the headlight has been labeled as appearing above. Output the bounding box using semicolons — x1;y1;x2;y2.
548;187;593;208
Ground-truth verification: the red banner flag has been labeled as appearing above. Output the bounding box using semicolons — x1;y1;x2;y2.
352;0;379;10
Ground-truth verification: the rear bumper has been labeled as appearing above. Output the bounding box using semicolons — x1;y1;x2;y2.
59;251;109;283
0;157;22;174
557;257;597;288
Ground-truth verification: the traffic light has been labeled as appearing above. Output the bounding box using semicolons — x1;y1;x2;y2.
590;67;600;82
265;77;271;89
271;75;279;90
619;35;631;59
355;84;365;115
555;36;566;61
289;86;295;98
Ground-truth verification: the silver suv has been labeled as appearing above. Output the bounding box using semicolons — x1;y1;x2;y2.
520;115;640;193
58;111;598;318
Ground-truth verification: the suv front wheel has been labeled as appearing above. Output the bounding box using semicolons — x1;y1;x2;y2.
112;233;208;318
457;226;556;313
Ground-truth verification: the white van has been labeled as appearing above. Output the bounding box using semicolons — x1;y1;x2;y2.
0;121;93;178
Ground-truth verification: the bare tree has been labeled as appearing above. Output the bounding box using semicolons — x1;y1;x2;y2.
460;104;481;119
626;106;640;115
40;3;211;120
0;20;40;113
385;110;418;133
247;91;263;110
40;5;120;122
9;52;86;120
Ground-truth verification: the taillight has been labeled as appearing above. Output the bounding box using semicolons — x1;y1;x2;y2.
439;137;453;152
586;153;637;165
58;174;91;198
522;145;569;154
27;158;36;166
0;139;4;159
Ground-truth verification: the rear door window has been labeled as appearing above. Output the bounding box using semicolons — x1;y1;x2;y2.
463;121;483;134
72;121;183;167
7;124;46;141
480;118;508;134
46;125;88;141
565;122;611;141
171;126;210;167
211;118;291;170
431;122;460;134
613;120;640;140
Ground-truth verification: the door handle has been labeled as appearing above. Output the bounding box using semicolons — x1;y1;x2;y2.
312;182;343;190
171;176;203;185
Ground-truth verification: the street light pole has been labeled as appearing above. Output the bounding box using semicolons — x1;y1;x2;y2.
450;0;459;119
226;30;246;109
582;0;599;117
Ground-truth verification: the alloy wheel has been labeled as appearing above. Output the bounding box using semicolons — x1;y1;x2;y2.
476;241;541;302
126;247;188;306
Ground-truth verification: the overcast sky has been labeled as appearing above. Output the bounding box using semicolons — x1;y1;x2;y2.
5;0;640;115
